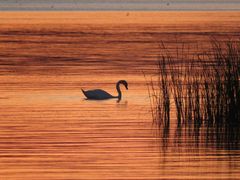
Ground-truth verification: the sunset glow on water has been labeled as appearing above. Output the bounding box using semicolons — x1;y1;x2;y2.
0;12;240;179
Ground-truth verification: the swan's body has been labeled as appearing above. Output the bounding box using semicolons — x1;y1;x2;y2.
82;89;115;100
82;80;128;100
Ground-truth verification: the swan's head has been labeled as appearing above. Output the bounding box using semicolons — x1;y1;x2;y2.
118;80;128;90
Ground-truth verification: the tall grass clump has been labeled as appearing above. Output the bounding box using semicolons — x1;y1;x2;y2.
147;40;240;149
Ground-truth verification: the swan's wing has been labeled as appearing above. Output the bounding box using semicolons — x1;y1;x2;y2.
83;89;114;100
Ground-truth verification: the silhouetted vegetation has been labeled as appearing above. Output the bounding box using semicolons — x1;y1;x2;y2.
147;40;240;150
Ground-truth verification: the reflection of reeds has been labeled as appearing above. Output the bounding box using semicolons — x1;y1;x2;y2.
147;40;240;149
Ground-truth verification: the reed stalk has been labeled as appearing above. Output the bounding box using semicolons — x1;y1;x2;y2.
147;40;240;149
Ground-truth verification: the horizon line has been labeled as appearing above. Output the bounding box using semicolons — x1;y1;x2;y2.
1;1;240;11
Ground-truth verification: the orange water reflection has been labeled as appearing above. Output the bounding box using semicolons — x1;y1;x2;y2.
0;12;240;179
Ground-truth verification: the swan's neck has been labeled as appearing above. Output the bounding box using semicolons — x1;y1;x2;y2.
116;82;122;100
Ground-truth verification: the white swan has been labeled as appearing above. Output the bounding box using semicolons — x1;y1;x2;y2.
82;80;128;100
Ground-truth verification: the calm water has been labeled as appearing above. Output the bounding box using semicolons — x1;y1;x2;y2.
0;12;240;179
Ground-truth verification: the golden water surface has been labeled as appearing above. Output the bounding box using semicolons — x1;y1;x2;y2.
0;12;240;179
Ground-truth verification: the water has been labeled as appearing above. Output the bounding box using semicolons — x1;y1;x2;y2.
0;12;240;179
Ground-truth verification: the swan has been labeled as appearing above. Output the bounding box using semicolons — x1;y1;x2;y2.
82;80;128;100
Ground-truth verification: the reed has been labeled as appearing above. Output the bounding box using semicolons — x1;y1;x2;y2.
147;40;240;149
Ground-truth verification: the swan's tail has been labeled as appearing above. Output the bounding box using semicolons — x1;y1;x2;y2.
81;89;87;97
81;88;85;93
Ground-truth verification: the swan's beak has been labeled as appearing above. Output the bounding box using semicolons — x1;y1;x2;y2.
126;86;128;90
